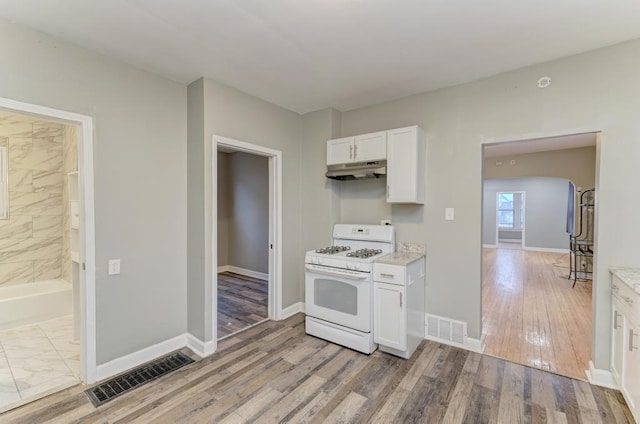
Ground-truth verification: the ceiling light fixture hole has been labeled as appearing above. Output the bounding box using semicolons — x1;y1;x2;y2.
537;76;552;88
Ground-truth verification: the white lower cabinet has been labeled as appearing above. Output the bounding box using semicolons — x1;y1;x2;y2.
609;272;640;422
373;256;425;359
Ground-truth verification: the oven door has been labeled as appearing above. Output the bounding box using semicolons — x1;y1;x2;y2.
305;264;371;333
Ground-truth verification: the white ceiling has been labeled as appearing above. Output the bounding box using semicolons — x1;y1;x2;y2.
483;133;597;158
1;1;640;114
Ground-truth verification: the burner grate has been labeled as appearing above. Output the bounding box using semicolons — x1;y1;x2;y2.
347;248;383;259
315;245;351;255
85;352;194;407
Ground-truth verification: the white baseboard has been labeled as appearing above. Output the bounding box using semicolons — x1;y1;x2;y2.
282;302;305;319
186;333;216;358
218;265;268;281
523;246;570;254
424;334;485;354
586;360;617;389
96;334;186;382
483;244;497;248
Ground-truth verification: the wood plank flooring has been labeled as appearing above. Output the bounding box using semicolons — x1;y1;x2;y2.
218;272;268;339
482;247;593;381
2;313;632;423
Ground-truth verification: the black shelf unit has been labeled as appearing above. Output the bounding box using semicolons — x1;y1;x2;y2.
569;189;595;287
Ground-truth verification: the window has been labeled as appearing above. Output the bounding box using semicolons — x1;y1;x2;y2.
0;146;7;219
497;192;523;229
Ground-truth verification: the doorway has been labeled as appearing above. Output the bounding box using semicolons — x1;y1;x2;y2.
481;132;598;380
496;191;525;250
212;135;282;345
0;97;96;412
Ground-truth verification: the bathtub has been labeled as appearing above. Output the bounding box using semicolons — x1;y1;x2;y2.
0;279;72;331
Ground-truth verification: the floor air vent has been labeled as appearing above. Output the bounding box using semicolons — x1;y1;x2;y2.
85;351;194;407
426;313;467;346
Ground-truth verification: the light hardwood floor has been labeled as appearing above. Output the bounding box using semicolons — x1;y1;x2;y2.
1;313;632;423
218;272;268;339
483;247;592;381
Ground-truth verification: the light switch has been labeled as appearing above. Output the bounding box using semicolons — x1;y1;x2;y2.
108;259;121;275
445;208;455;221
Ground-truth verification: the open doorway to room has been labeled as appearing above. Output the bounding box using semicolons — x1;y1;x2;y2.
481;132;598;380
213;135;282;343
0;98;95;413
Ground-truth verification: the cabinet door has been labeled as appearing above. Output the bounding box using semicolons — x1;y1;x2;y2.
327;137;354;165
386;126;425;204
624;321;640;416
374;281;406;350
354;131;387;162
611;301;625;385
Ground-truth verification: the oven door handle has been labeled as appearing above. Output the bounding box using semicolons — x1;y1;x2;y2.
305;264;369;280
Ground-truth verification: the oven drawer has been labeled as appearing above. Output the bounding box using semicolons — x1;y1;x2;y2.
374;263;406;286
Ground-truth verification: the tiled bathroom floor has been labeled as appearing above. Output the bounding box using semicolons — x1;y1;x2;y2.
0;315;80;413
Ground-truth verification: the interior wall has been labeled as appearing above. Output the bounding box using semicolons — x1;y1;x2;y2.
227;152;269;274
338;38;640;369
483;177;570;249
0;17;188;365
483;146;596;190
217;151;229;267
0;113;67;286
187;77;302;343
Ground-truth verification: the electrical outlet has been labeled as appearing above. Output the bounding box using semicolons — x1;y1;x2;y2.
108;259;121;275
381;219;392;226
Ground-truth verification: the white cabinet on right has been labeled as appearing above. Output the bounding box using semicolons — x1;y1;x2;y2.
609;267;640;423
373;254;425;359
386;126;425;204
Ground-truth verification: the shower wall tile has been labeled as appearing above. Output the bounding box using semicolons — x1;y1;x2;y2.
8;169;33;193
32;171;63;194
0;114;68;285
33;259;61;281
0;262;34;285
0;216;32;240
9;146;63;172
0;237;62;263
32;216;62;239
10;192;63;217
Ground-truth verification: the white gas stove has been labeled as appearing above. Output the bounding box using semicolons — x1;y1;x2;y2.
304;224;395;354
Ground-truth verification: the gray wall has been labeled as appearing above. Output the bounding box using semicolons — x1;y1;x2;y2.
187;77;302;342
483;178;570;249
222;152;269;274
0;18;187;364
338;39;640;369
484;146;596;191
217;152;229;267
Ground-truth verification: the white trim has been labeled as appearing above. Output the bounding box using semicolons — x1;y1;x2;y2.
212;135;283;351
424;334;486;353
95;334;186;382
523;246;570;254
0;97;97;383
483;244;497;249
586;360;617;389
218;265;268;281
186;333;216;358
281;302;305;319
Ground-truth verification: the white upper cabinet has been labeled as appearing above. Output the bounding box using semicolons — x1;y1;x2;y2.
326;131;387;165
386;126;425;204
326;136;355;165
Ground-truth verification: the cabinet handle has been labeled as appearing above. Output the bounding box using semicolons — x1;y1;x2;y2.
387;185;390;198
400;293;403;308
349;145;353;160
354;144;358;159
622;295;634;306
614;311;620;330
630;329;638;352
381;273;395;278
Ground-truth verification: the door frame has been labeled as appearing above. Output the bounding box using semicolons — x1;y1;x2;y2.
0;96;97;383
212;135;283;344
495;190;525;249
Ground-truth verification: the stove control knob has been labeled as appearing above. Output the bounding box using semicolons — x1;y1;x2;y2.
353;263;360;270
317;258;323;265
346;263;352;269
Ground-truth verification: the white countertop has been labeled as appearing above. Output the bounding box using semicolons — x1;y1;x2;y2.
376;252;424;266
610;267;640;295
